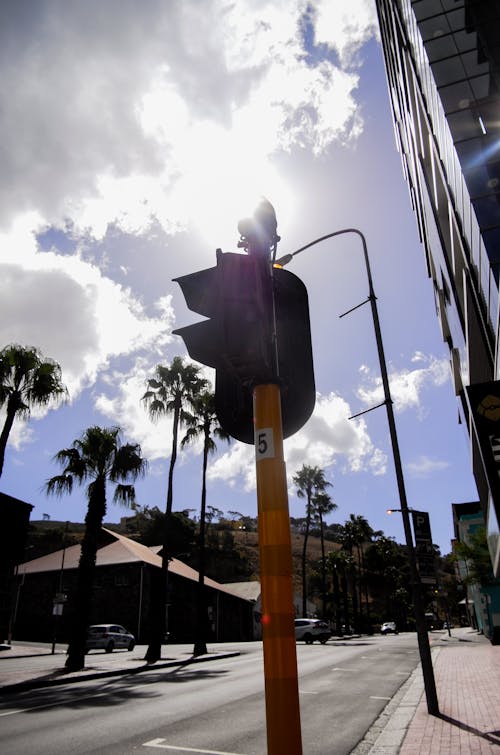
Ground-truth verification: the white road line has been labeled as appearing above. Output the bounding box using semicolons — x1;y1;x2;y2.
330;667;351;671
370;696;391;701
299;690;318;694
142;739;246;755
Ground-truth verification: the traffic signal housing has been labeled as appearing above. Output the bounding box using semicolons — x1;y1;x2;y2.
173;250;315;443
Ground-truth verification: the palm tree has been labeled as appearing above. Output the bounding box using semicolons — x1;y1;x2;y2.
312;491;337;618
293;465;331;617
344;514;379;624
46;426;146;671
326;549;351;634
142;356;207;662
181;390;230;655
0;344;67;476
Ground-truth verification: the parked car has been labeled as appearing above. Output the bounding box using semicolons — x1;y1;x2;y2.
86;624;135;653
294;619;331;644
380;621;398;635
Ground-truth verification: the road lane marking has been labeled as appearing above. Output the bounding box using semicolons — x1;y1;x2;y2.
142;740;246;755
299;690;318;694
370;696;391;701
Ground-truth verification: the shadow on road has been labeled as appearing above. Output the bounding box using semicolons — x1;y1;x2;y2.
0;664;231;713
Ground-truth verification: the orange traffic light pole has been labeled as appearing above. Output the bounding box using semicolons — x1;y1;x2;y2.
254;382;303;755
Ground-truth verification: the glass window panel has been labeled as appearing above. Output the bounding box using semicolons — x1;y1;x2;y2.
466;164;500;197
452;29;477;54
470;74;490;100
425;34;457;62
440;0;464;11
483;227;500;265
432;55;466;86
448;108;482;141
473;195;500;227
419;15;450;42
446;8;466;33
461;49;491;79
439;79;475;112
456;135;487;170
412;0;440;21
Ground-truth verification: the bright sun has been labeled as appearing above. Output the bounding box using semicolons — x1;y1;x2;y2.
168;122;295;250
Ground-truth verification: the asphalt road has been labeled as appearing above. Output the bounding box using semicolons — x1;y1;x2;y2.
0;634;420;755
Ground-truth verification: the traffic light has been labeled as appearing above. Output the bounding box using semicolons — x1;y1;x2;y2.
173;250;315;443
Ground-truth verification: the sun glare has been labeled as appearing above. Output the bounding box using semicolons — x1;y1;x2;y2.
166;119;295;250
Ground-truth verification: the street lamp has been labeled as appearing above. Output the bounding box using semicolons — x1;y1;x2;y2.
277;228;439;716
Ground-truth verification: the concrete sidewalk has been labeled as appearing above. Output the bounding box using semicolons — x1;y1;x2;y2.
355;627;500;754
1;629;499;754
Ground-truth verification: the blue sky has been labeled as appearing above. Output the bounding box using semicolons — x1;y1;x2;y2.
0;0;479;555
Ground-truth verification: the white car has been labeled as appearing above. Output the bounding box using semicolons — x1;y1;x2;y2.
294;618;331;644
86;624;136;653
380;621;398;635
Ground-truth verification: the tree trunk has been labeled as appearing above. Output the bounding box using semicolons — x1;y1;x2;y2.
144;403;180;663
0;400;17;477
193;433;209;656
301;499;311;617
341;572;349;634
65;478;106;671
332;568;342;634
320;512;327;619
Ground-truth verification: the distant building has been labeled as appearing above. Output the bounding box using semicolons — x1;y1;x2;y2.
375;0;500;573
13;529;255;644
452;501;500;640
223;581;316;639
0;492;33;643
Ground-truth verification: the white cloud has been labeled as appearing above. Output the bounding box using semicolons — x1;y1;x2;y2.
0;1;373;241
406;455;451;478
356;354;450;416
208;391;387;490
314;0;378;65
0;218;175;400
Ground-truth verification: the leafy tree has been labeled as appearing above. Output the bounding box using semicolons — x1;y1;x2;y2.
312;491;337;618
124;506;196;553
364;535;410;627
181;390;230;656
0;344;67;476
142;356;207;663
340;514;379;626
293;465;331;616
46;426;146;671
326;549;353;633
453;527;495;586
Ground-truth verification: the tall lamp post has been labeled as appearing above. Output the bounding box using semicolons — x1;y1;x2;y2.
277;228;439;716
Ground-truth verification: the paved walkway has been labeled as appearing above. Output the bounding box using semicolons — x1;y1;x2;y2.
1;629;499;753
356;627;500;754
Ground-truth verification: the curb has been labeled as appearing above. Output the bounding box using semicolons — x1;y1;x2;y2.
0;651;240;695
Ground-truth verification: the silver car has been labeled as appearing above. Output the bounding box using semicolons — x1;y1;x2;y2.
86;624;135;653
294;618;331;644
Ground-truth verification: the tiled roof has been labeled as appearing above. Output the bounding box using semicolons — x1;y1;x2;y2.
18;528;252;601
222;581;261;601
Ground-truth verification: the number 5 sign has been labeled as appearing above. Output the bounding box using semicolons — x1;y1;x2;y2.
255;428;275;460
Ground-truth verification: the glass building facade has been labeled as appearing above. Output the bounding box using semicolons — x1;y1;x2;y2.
375;0;500;573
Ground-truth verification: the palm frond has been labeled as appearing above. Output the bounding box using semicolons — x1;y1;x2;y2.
46;474;74;497
113;484;137;507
